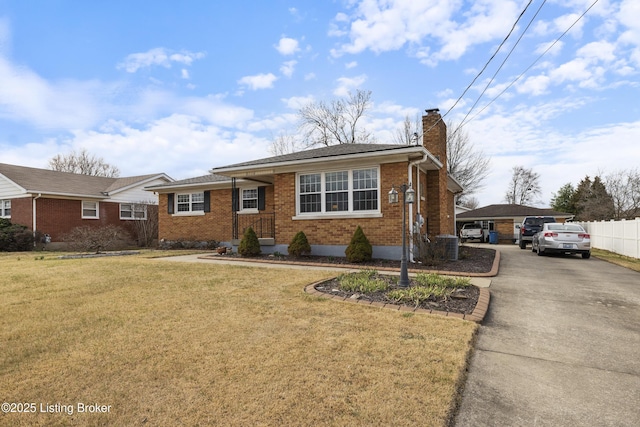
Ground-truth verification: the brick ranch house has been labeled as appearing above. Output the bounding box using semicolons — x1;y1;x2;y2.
0;163;172;248
147;109;463;260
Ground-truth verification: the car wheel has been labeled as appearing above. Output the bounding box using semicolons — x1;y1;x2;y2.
582;252;591;259
519;239;526;249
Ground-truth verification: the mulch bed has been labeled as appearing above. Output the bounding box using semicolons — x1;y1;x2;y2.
223;246;495;274
222;246;495;315
314;276;481;314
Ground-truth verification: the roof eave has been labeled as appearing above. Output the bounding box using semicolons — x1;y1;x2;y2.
210;146;430;177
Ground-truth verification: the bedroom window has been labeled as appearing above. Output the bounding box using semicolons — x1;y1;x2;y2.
0;200;10;218
297;167;379;216
82;201;99;219
120;203;147;220
177;192;204;213
242;188;258;210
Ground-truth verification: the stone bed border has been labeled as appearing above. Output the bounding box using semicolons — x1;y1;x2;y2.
304;281;490;323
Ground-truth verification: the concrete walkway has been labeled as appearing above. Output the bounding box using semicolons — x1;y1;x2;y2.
455;244;640;426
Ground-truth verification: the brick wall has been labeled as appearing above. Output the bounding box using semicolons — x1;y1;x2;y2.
158;186;275;242
35;198;136;241
7;197;32;231
273;163;408;247
422;110;453;237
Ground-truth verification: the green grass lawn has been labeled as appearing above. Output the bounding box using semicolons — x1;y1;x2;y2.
0;251;477;426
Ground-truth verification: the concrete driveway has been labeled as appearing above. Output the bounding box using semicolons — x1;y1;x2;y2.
455;244;640;426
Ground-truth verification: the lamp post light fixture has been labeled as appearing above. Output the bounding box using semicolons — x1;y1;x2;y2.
388;183;415;287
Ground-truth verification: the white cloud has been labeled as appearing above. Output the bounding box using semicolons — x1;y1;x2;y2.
280;60;297;78
333;74;367;97
0;56;103;129
282;95;314;110
116;48;205;73
181;69;190;79
237;73;278;90
345;61;358;69
330;0;520;65
275;37;300;55
304;73;316;81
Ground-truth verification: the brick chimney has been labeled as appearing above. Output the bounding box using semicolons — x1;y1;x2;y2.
422;108;454;236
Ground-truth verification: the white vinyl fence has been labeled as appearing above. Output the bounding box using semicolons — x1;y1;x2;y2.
576;218;640;259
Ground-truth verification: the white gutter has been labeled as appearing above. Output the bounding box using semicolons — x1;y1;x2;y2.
33;193;41;245
408;152;431;262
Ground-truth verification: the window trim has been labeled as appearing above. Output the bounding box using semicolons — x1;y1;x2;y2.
0;199;10;218
295;166;380;218
240;187;259;213
81;201;99;219
173;192;205;215
119;203;148;220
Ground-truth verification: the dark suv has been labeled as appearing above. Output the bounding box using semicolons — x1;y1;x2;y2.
519;216;556;249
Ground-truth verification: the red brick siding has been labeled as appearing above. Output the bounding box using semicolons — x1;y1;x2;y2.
6;197;32;230
273;163;408;247
157;186;275;242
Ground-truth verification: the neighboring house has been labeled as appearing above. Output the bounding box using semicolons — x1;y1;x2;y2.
0;163;172;247
147;109;463;260
456;204;574;243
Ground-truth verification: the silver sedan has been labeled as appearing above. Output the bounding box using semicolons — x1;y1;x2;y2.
532;223;591;259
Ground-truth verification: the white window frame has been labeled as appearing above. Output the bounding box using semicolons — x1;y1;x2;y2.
120;203;147;220
240;187;259;213
174;192;205;215
82;201;99;219
0;199;10;218
294;166;381;219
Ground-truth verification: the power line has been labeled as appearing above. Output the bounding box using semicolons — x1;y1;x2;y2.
460;0;601;129
423;0;534;135
454;0;548;135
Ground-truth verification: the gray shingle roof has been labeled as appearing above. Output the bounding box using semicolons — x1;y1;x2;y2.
145;173;230;189
0;163;166;198
457;204;572;219
212;143;417;170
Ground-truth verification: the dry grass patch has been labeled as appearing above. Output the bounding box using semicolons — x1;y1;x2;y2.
0;252;477;426
592;248;640;273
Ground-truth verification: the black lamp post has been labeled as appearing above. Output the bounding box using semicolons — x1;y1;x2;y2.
388;183;415;287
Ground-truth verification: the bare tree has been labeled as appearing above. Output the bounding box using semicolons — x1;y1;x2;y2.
604;168;640;219
268;133;299;156
446;122;490;204
459;196;480;210
298;89;374;147
504;166;541;205
49;148;120;177
392;114;421;145
128;202;159;247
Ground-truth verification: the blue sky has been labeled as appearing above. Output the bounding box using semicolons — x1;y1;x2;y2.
0;0;638;207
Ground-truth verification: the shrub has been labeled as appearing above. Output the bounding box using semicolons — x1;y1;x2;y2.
288;231;311;257
413;236;449;266
63;225;125;253
0;219;34;252
345;225;372;263
337;270;389;293
238;227;261;257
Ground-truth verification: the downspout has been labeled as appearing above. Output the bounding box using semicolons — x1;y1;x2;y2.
33;193;42;246
408;153;430;262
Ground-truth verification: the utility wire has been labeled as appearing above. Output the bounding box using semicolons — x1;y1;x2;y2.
423;0;534;136
452;0;547;138
460;0;601;128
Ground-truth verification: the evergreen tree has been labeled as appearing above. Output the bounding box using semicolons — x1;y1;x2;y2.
288;231;311;257
345;226;372;263
238;227;261;256
550;183;577;214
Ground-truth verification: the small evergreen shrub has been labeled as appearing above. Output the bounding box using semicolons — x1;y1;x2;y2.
0;219;34;252
288;231;311;257
238;226;261;257
345;225;372;263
